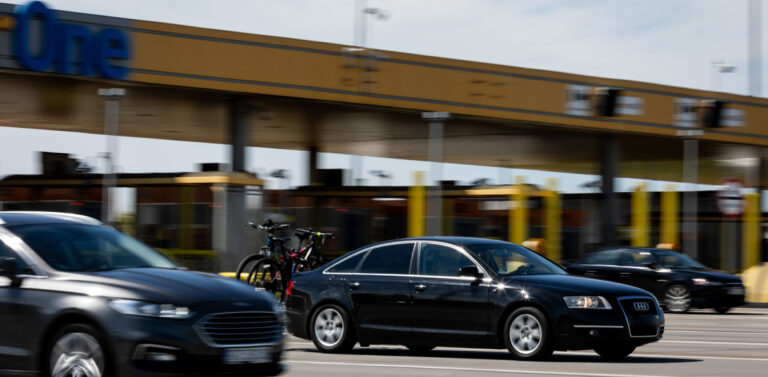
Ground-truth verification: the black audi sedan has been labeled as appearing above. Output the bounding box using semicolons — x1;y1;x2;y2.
285;237;664;360
0;211;283;377
566;247;746;313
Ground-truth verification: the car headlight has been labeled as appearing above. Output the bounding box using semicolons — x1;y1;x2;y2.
563;296;612;309
692;278;722;286
108;299;192;319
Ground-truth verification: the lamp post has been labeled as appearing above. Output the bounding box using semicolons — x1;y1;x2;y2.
98;88;125;225
350;1;390;186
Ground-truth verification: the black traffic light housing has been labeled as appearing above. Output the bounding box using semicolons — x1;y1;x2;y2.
592;87;620;116
699;100;724;128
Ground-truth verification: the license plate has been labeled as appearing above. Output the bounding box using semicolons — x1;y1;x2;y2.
222;347;271;364
728;287;745;295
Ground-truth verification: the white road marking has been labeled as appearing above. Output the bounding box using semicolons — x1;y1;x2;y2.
661;340;768;347
288;360;681;377
568;351;768;362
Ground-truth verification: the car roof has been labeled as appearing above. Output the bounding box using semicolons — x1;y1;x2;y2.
0;211;102;226
593;246;675;254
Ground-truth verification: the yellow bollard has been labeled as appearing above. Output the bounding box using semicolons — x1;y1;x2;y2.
509;176;528;244
408;171;426;237
742;193;760;270
631;182;649;247
545;178;561;263
660;184;679;245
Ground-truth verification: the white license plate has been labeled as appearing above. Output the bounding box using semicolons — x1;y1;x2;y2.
222;347;271;364
728;287;745;295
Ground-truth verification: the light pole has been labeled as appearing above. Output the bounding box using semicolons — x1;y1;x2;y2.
98;88;125;225
350;1;390;186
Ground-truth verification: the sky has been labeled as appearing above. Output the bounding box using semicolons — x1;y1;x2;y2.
0;0;757;195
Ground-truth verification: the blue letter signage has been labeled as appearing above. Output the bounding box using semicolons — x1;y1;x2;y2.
12;1;131;79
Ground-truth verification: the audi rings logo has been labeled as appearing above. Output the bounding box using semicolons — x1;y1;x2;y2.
633;302;650;311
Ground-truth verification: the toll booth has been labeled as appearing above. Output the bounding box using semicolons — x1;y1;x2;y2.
0;169;264;272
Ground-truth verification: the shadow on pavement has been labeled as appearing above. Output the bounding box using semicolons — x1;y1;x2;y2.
290;347;701;364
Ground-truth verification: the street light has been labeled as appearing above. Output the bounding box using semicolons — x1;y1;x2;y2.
711;60;736;92
98;88;125;225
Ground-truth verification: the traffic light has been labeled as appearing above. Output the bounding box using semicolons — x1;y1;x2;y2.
592;87;620;117
699;100;723;128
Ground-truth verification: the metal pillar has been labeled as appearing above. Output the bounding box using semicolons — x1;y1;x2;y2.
600;136;618;246
423;112;449;236
682;138;699;260
221;99;250;271
98;88;125;225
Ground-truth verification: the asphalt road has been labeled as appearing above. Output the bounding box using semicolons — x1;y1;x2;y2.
281;307;768;377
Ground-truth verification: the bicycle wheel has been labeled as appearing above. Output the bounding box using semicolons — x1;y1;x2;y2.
235;254;265;283
251;259;280;293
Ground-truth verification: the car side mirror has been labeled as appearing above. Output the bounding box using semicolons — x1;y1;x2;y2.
642;261;658;270
458;266;482;279
0;257;16;277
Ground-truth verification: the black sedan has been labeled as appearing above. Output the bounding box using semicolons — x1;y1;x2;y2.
285;237;664;360
0;211;284;377
566;247;746;313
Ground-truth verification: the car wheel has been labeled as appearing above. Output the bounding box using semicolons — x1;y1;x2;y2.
594;344;636;360
664;285;691;313
503;307;553;360
405;345;435;353
715;306;731;314
47;324;108;377
310;304;356;353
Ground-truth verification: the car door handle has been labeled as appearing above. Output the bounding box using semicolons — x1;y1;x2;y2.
414;284;427;292
585;270;597;276
619;272;631;278
348;282;360;290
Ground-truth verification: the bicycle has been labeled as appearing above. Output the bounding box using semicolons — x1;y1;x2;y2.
235;219;291;292
235;220;334;300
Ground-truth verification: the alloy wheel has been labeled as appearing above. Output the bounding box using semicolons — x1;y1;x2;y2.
509;313;543;355
665;285;691;313
50;332;104;377
314;307;345;348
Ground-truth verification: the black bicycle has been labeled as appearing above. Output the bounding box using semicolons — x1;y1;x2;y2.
235;219;291;292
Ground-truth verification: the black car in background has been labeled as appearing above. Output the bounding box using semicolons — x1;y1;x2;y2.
566;247;745;313
0;212;284;377
285;237;664;360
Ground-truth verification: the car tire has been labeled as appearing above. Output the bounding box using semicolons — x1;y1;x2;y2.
594;344;636;360
714;306;731;314
310;304;356;353
664;284;691;313
503;307;553;360
405;345;435;354
46;323;109;377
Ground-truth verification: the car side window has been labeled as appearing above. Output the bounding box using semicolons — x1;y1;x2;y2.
358;243;414;275
618;250;655;267
418;243;474;277
581;250;618;265
326;251;366;273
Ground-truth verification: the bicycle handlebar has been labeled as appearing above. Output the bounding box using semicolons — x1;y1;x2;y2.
295;228;335;239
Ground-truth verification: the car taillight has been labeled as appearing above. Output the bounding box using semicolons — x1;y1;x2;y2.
285;280;295;296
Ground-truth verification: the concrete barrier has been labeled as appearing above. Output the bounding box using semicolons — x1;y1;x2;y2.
742;262;768;304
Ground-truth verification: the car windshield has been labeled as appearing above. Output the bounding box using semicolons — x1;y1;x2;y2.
8;223;178;272
464;243;567;276
653;249;707;269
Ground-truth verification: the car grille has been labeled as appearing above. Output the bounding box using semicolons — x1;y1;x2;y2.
197;311;282;347
617;297;660;337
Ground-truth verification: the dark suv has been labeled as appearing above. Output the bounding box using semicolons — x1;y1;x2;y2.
0;212;283;377
566;247;745;313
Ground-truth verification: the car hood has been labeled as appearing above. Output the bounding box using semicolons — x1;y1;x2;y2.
53;268;274;306
501;274;653;297
682;269;742;283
